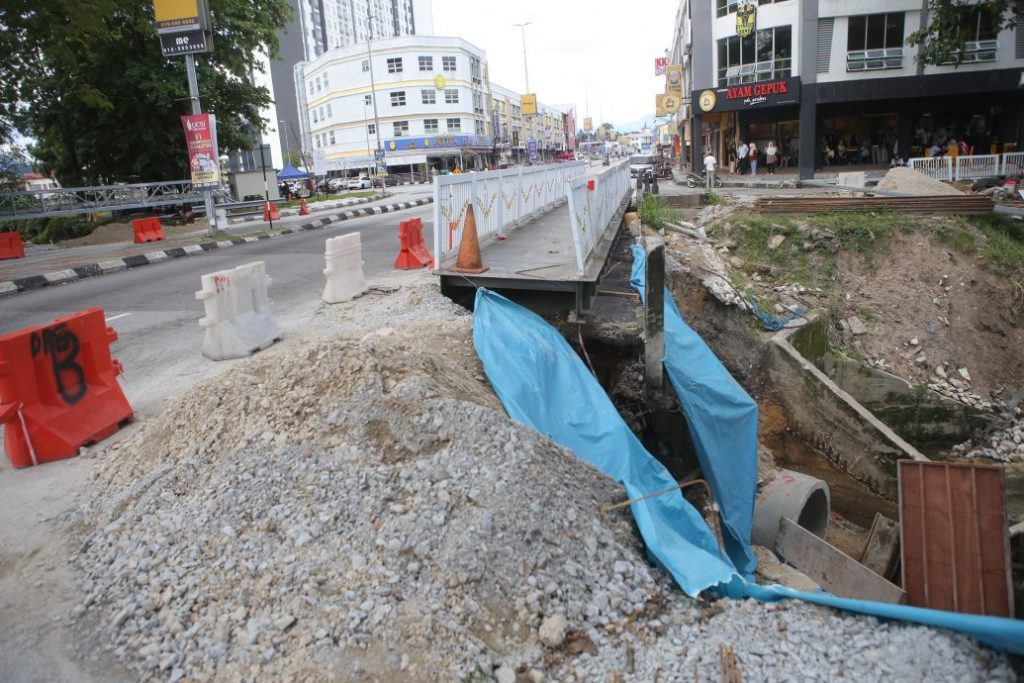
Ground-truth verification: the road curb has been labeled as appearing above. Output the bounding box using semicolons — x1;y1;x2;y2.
0;197;434;298
227;192;390;224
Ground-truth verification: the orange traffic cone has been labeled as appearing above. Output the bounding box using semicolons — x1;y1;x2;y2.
451;205;489;274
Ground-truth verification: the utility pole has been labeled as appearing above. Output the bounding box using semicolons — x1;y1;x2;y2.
514;22;532;93
258;143;274;231
185;54;217;237
366;15;384;191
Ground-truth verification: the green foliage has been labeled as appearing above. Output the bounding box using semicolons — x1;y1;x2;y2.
2;0;292;182
907;1;1016;66
638;195;679;232
858;305;876;322
0;215;110;244
706;190;725;205
970;213;1024;274
935;224;979;254
0;145;26;191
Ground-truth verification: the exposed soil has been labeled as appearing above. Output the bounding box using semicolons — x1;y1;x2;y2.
57;219;209;248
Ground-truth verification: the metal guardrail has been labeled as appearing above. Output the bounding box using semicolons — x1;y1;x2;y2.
432;162;586;266
0;180;230;220
566;160;630;274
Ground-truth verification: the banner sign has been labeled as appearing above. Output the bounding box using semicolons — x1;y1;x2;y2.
655;57;668;76
385;135;493;152
583;117;592;132
527;138;538;162
656;94;667;117
180;114;220;189
692;77;801;113
565;109;576;151
666;65;683;96
521;94;538;117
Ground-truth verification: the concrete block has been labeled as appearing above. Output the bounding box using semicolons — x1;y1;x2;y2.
145;251;169;263
0;281;19;296
43;268;78;284
847;316;868;335
775;517;905;604
216;240;234;248
97;259;127;274
860;512;900;581
183;244;204;255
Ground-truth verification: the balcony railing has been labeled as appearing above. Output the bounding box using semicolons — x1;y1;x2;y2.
847;47;904;72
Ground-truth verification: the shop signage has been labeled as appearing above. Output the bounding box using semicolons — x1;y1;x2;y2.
385;135;494;152
521;94;538;116
180;113;220;189
656;94;666;117
736;1;756;38
666;65;682;96
434;75;446;91
153;0;212;57
691;77;800;113
655;57;668;76
663;93;681;114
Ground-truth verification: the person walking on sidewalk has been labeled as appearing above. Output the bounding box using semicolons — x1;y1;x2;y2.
765;140;778;175
749;142;759;175
703;150;718;190
737;141;750;175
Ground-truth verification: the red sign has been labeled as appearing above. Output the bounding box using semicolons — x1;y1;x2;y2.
726;80;789;100
655;57;668;76
181;114;220;188
691;77;801;113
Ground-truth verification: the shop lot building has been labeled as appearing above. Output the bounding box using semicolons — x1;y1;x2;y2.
299;35;569;178
671;0;1024;179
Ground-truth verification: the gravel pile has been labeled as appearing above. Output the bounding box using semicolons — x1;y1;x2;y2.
962;404;1024;463
69;284;1016;681
874;166;964;196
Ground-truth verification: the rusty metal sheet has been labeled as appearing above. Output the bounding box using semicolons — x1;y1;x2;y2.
898;460;1013;618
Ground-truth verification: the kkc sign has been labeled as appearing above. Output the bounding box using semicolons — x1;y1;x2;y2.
693;77;801;113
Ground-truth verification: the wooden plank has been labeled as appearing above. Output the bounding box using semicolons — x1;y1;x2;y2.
859;512;900;581
898;460;1013;617
775;517;906;604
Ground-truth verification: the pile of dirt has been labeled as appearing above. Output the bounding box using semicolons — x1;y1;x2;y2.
875;167;964;196
58;219;206;248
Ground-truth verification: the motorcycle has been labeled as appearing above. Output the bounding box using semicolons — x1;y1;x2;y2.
683;170;724;189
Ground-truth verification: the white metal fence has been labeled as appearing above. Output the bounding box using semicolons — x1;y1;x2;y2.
566;161;631;275
432;162;586;266
906;156;952;181
906;152;1024;181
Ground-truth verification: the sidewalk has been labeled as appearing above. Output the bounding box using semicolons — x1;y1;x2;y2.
0;194;433;297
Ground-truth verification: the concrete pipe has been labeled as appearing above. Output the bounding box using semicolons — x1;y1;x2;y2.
751;468;831;549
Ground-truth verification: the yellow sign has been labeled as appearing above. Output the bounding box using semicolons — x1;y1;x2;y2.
655;94;666;117
434;74;446;91
663;93;681;114
153;0;202;34
736;1;756;38
666;65;682;96
521;93;537;116
697;89;717;113
583;117;592;132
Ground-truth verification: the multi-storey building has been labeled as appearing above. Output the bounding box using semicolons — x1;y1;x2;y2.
671;0;1024;178
256;0;433;169
302;35;568;175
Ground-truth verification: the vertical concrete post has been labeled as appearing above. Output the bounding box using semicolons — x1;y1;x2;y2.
644;236;665;392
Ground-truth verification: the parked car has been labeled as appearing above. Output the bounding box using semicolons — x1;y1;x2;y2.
347;175;372;190
371;175;396;187
629;154;654;177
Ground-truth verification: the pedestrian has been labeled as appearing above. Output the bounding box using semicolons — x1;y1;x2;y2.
703;149;717;189
765;140;778;175
749;142;759;175
737;141;749;175
728;143;737;174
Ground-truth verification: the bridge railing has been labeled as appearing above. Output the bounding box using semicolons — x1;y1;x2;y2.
566;160;631;274
0;180;222;220
432;162;586;267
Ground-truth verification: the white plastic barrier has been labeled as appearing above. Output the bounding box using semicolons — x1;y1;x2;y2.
322;233;368;304
432;162;587;268
954;154;1000;180
906;156;953;181
196;261;282;361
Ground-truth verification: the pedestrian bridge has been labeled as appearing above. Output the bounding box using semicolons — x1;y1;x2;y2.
0;181;224;220
433;160;632;315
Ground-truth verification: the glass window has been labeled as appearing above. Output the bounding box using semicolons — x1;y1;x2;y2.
323;72;328;89
422;89;436;104
446;117;461;132
368;123;375;135
329;131;335;145
393;121;408;137
419;55;433;71
424;118;438;134
326;103;332;117
390;91;406;107
361;59;369;72
848;13;904;51
387;57;403;73
442;56;456;71
364;94;372;105
445;89;459;104
717;25;792;86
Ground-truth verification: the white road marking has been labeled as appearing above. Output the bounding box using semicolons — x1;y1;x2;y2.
105;312;133;322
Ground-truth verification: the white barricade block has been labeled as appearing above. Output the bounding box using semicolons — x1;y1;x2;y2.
196;260;283;361
322;233;369;304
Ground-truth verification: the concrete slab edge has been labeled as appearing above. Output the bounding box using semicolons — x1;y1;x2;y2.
0;197;434;298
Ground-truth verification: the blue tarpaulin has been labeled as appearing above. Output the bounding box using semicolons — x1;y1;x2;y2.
472;282;1024;655
628;244;758;575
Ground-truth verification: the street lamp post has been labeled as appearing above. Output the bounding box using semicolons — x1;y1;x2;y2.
279;119;291;167
258;142;274;231
513;22;532;93
366;15;384;193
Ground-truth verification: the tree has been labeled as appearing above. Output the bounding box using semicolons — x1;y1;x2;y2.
2;0;291;184
0;145;28;191
908;0;1016;66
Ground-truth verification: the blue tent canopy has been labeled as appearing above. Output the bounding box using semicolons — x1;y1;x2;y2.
276;164;307;180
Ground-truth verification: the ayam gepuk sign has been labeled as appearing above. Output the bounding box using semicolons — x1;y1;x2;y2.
180;114;220;189
694;77;801;114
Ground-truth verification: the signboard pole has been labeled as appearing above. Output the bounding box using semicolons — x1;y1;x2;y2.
185;54;217;236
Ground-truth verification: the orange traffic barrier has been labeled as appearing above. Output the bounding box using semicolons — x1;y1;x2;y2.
131;217;166;244
408;217;434;268
451;205;488;274
263;200;281;222
0;231;25;260
299;198;311;216
394;218;432;270
0;308;134;469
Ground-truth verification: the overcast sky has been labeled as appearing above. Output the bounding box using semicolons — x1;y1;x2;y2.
431;0;678;130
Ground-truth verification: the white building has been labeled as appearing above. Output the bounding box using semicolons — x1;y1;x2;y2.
301;35;569;176
671;0;1024;178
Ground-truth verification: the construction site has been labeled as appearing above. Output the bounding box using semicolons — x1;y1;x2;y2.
2;161;1024;682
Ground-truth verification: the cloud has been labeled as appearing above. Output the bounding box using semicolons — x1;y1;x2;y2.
430;0;677;127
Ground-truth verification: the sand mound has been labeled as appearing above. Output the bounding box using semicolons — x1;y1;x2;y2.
875;167;963;196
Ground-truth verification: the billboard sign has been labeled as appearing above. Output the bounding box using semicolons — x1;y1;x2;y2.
692;77;801;113
181;114;220;189
153;0;204;34
521;94;538;117
159;28;210;57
